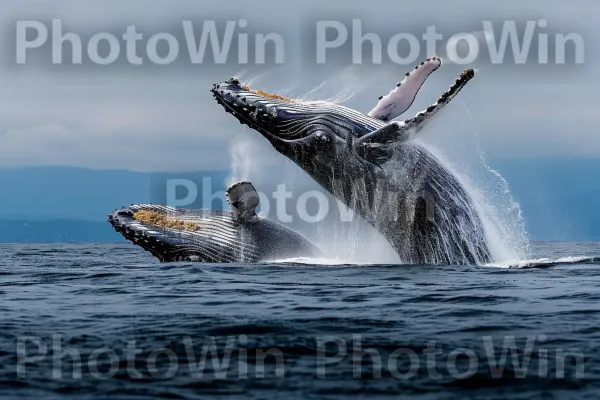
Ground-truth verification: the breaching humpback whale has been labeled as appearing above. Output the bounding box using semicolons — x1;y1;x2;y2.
108;181;322;262
212;58;492;265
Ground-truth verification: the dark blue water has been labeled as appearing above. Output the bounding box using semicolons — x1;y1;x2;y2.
1;242;599;399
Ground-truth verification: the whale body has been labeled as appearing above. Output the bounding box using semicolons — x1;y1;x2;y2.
211;66;492;264
108;182;322;263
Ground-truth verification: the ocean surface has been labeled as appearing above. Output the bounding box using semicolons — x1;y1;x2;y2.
1;242;599;399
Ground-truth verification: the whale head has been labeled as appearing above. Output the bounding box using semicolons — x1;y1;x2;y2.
107;205;256;263
211;78;385;187
212;69;475;191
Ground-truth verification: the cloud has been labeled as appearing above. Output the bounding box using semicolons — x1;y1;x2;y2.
0;0;598;172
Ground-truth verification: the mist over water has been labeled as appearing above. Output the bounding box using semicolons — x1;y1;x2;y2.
227;134;254;185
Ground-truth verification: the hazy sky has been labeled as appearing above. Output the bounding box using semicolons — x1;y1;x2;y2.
0;0;598;172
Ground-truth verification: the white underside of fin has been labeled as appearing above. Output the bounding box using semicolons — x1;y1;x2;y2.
367;57;441;122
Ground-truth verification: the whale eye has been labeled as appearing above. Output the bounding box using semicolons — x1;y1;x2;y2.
314;131;331;145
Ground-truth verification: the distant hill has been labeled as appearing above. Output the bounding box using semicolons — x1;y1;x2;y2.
0;161;598;242
0;167;230;243
0;167;230;221
0;219;120;243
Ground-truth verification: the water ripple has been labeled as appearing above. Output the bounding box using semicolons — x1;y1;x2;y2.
0;242;598;399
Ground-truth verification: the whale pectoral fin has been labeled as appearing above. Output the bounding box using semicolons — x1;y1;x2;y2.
226;181;260;223
411;67;475;133
357;121;413;151
356;68;476;164
367;57;441;122
354;120;417;164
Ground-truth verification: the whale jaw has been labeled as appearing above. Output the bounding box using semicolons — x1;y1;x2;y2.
108;205;258;263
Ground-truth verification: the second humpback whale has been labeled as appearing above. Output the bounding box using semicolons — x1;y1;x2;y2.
108;182;322;262
212;59;492;265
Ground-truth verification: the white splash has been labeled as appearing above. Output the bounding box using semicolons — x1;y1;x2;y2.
414;96;531;263
273;257;354;265
227;135;252;185
417;142;528;263
485;256;596;269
